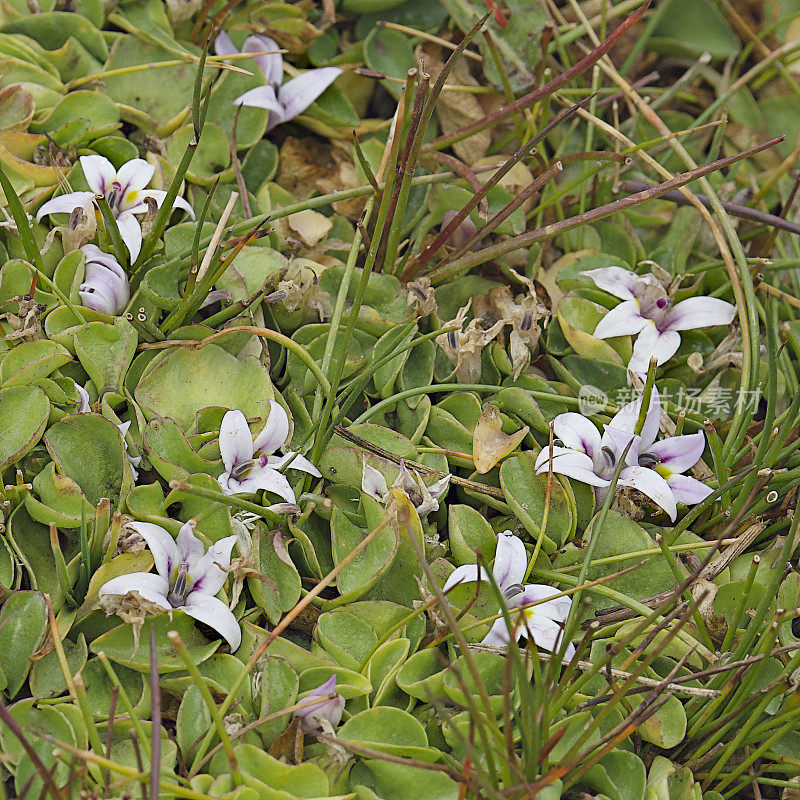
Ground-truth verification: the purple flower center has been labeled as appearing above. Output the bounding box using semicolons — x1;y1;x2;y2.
656;298;668;309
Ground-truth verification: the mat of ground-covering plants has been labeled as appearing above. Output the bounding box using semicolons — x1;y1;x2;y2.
1;0;800;797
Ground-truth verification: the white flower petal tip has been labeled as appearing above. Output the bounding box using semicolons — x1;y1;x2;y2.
277;67;343;123
98;520;241;651
361;459;388;501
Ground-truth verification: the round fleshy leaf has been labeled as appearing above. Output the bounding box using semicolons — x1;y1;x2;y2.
0;591;47;697
0;385;49;470
134;344;274;430
29;633;88;699
396;648;447;702
448;504;497;566
90;611;221;673
638;695;687;748
500;452;575;551
43;413;128;505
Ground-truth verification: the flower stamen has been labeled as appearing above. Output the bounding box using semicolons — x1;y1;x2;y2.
167;561;190;607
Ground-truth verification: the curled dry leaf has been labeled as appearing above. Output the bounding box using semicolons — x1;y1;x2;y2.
473;404;529;474
166;0;203;22
407;276;438;317
473;272;548;379
277;137;365;219
690;577;727;646
278;259;334;321
286;209;333;247
474;156;538;214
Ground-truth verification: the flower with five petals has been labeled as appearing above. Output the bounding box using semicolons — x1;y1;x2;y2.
534;388;711;521
583;266;736;374
443;529;575;658
99;520;241;650
218;402;321;502
215;32;342;132
36;155;194;263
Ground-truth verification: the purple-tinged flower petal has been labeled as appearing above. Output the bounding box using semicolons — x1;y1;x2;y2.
593;299;649;339
628;322;681;373
79;155;116;195
235;464;297;503
190;535;237;597
361;460;388;501
553;412;602;459
79;285;116;315
199;289;232;310
666;473;713;506
214;31;238;57
276;67;342;124
115;211;143;263
79;275;123;313
219;410;255;474
441;210;478;251
265;451;321;477
80;245;129;314
607;387;661;451
481;616;513;647
182;593;242;650
36;191;95;221
128;522;180;581
253;399;290;455
600;426;641;468
295;676;345;731
82;243;124;275
663;296;736;333
645;431;705;475
242;35;283;87
234;84;286;127
139;190;195;218
176;521;205;563
116;158;155;197
492;530;526;591
443;564;492;594
618;465;677;521
519;584;572;623
98;572;170;608
534;446;610;487
581;267;652;301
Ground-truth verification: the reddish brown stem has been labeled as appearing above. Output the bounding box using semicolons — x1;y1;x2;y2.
424;0;651;152
432;153;489;218
429;135;786;282
403;94;595;281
